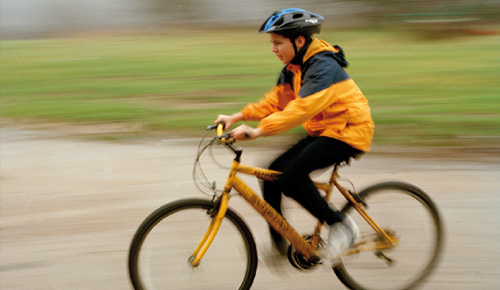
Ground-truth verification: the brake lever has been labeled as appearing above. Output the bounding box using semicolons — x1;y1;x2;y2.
207;121;227;130
218;133;232;140
206;124;218;131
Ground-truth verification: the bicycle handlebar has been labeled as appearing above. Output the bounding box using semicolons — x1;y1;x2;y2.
205;123;224;131
206;122;242;159
217;123;230;143
207;122;231;143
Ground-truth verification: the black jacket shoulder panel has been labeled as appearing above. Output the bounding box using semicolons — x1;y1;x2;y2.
299;52;350;98
277;66;294;86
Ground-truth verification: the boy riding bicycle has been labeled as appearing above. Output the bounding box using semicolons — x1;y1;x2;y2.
215;8;374;264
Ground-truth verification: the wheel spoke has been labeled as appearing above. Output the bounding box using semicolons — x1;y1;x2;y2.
128;199;257;290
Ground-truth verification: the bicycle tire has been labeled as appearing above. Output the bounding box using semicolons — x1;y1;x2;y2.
128;198;258;290
334;182;443;290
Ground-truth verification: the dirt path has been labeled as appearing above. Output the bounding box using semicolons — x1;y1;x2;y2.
1;128;499;289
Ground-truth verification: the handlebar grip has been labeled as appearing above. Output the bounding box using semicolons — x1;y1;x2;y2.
206;122;226;131
217;123;232;143
207;122;232;143
217;122;225;137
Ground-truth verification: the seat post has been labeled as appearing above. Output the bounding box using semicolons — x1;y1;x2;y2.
329;164;339;185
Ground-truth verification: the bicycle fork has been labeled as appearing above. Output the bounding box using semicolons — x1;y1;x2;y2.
188;192;230;267
188;159;239;267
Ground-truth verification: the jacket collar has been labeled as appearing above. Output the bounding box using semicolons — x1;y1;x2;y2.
289;38;349;68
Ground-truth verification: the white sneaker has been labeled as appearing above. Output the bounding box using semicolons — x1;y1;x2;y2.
322;215;360;266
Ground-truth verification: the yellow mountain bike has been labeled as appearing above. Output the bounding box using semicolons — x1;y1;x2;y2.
128;124;443;290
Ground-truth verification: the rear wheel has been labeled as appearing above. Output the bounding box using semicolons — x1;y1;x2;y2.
128;198;258;290
334;182;443;290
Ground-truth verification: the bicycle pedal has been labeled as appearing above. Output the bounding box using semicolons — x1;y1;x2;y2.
287;248;322;270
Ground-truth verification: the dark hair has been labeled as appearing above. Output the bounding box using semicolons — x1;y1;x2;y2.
275;30;313;42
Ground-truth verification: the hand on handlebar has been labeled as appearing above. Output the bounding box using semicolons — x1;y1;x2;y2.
214;113;243;130
230;124;262;141
213;113;261;141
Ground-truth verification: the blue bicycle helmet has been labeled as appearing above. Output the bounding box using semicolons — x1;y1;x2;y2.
258;8;324;36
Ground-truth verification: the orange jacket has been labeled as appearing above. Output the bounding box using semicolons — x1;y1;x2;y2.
240;38;374;152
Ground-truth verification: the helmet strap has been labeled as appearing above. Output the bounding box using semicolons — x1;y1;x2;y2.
291;37;298;55
289;35;312;65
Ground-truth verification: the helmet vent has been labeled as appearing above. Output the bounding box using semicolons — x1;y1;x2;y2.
274;18;284;26
293;13;304;19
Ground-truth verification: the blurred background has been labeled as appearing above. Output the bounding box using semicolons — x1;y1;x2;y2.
1;0;500;149
2;0;500;38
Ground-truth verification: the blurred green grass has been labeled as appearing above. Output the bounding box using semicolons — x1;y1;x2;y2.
1;29;499;146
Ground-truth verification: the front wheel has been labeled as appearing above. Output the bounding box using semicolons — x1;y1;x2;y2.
334;182;443;290
128;198;258;290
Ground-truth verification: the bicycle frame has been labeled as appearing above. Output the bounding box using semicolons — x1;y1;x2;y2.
189;128;398;267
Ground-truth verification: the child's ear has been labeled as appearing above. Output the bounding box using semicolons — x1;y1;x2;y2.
295;36;306;49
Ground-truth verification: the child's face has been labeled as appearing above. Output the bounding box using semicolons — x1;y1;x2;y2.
270;33;296;65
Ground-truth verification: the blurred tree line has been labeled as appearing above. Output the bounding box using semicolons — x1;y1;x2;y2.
145;0;500;26
1;0;499;39
144;0;500;38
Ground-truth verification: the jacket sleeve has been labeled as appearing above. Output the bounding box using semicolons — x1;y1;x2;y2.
257;86;338;136
240;84;295;121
